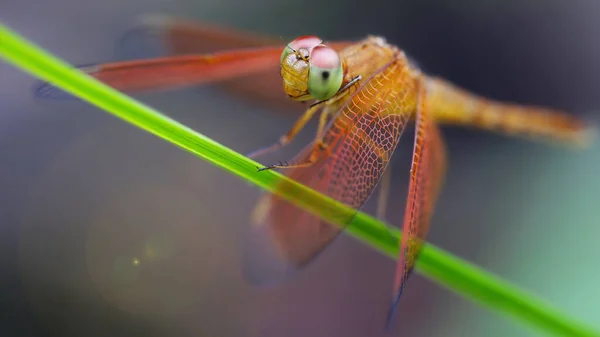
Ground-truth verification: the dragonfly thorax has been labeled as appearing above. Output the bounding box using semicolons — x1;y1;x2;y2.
280;36;345;102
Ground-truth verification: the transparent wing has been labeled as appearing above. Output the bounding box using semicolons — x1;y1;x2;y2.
387;78;448;326
243;60;417;284
119;14;282;56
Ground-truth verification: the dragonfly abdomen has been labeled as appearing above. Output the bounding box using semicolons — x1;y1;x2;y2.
426;77;595;147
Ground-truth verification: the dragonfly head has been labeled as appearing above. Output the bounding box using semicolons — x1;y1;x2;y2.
280;36;345;101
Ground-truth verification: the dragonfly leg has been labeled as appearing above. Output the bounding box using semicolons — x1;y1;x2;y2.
313;105;334;149
246;103;322;159
250;75;361;160
254;76;361;169
257;150;321;171
257;107;333;171
376;164;392;221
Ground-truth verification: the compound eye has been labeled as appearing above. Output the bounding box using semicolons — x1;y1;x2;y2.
280;35;322;63
307;45;344;100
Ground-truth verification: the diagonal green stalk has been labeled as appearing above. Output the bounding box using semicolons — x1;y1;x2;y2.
0;22;598;337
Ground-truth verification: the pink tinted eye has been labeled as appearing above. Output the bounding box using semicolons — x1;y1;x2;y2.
310;46;340;69
288;35;322;52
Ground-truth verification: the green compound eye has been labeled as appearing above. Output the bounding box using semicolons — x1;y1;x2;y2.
308;45;344;100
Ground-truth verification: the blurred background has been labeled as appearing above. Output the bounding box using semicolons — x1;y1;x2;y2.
1;0;599;336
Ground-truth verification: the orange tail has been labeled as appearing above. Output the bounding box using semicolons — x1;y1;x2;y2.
426;76;596;148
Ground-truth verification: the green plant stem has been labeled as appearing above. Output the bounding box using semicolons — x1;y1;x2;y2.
0;22;598;337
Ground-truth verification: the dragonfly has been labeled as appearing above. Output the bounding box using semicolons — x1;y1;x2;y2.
34;14;595;327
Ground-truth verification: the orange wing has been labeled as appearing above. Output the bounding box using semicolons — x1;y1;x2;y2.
243;59;417;284
387;78;447;327
35;16;353;105
33;46;285;99
116;15;296;108
120;16;352;108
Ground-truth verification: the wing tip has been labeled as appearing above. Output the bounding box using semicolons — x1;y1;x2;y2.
32;80;75;100
386;256;416;330
385;286;405;331
240;224;296;287
31;63;100;100
241;195;297;287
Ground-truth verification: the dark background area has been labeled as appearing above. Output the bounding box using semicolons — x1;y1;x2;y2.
1;0;599;336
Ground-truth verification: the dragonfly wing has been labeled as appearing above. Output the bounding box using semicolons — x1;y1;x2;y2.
387;78;448;327
120;15;351;58
33;46;284;100
243;60;416;285
243;142;341;285
119;14;282;56
117;15;354;109
117;15;297;107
